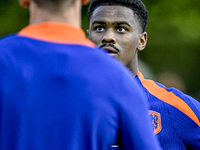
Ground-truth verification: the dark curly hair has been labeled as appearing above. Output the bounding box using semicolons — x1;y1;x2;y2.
88;0;149;32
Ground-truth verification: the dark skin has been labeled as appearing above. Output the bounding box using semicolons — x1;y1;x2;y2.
87;5;147;76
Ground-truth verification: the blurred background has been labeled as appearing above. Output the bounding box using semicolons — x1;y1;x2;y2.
0;0;200;101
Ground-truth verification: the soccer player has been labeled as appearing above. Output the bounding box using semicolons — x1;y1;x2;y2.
87;0;200;149
0;0;161;150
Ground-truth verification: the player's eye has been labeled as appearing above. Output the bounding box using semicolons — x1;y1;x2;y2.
116;27;127;33
95;26;104;32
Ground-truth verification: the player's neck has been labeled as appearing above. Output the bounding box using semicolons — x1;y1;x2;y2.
128;65;138;77
127;56;138;77
29;0;81;27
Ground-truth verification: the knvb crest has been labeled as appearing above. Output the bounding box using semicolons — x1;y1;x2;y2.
149;110;162;135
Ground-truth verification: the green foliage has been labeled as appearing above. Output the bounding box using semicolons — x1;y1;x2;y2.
140;0;200;98
0;0;29;37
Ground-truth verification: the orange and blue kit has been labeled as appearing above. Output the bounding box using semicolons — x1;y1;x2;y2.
0;22;161;150
136;71;200;150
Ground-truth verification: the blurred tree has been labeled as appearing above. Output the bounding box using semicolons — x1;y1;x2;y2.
0;0;28;37
82;4;90;32
140;0;200;99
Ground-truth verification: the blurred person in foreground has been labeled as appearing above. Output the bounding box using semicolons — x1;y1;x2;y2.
87;0;200;149
0;0;162;150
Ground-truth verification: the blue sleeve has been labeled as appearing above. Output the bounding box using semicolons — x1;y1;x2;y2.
117;71;162;150
169;91;200;149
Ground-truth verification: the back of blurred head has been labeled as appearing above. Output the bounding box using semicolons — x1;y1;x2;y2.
19;0;90;8
18;0;90;25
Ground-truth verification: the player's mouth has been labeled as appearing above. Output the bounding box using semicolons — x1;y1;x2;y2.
103;47;117;56
99;44;119;57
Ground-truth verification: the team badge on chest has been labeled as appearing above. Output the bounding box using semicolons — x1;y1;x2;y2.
149;110;162;135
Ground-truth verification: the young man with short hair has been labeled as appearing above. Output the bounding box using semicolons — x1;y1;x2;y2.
87;0;200;149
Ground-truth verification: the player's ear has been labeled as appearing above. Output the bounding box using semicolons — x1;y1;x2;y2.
19;0;30;8
137;32;147;51
82;0;90;5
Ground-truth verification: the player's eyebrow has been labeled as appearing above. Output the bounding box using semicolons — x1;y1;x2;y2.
91;21;131;27
91;21;106;26
115;22;131;27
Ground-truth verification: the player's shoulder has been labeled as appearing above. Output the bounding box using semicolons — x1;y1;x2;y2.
0;33;17;42
138;74;200;112
155;81;200;126
0;34;20;49
137;73;200;126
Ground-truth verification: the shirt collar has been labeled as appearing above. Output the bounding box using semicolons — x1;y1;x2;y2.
18;22;95;47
